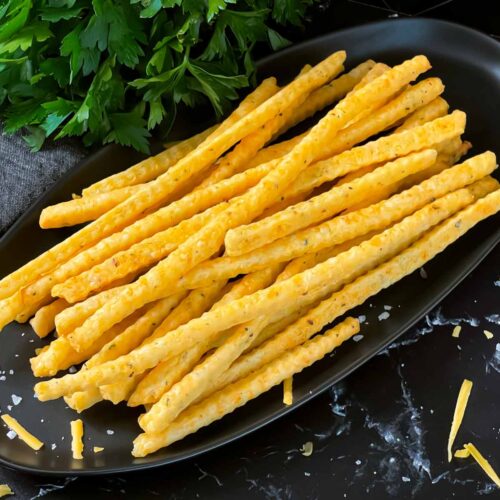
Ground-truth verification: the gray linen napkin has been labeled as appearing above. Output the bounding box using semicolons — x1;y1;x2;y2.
0;129;86;235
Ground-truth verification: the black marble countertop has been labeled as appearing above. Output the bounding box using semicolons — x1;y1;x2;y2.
1;1;499;498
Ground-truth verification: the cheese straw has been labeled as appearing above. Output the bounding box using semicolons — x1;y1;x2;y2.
35;179;481;400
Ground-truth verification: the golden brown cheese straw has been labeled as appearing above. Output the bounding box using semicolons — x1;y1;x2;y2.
178;155;497;287
187;235;387;407
145;251;334;408
124;282;227;406
132;318;360;456
401;141;473;194
128;345;208;407
1;74;437;322
138;264;284;431
52;160;278;302
1;271;133;332
76;292;190;405
201;77;280;141
82;78;278;196
0;52;345;304
395;96;449;132
340;63;390;123
85;295;185;369
278;86;453;198
247;307;310;353
30;310;142;377
447;378;473;462
227;149;439;266
82;126;216;196
62;56;431;350
277;76;445;193
349;63;389;93
245;134;305;169
8;202;228;323
197;63;346;188
226;110;465;255
337;164;377;186
144;283;227;347
65;387;103;413
142;239;362;415
0;293;51;332
275;60;376;136
58;202;228;303
281;235;374;280
194;185;500;403
40;185;146;229
35;182;479;399
55;285;129;336
129;269;279;406
215;270;278;305
100;376;139;404
30;298;69;338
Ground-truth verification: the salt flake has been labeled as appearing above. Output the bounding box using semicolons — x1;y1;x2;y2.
11;394;22;406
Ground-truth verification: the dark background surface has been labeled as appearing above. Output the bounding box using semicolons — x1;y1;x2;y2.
0;0;499;498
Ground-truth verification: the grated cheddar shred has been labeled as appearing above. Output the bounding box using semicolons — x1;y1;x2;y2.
283;377;293;406
447;379;473;462
93;446;104;453
1;414;44;451
0;484;13;498
70;419;84;460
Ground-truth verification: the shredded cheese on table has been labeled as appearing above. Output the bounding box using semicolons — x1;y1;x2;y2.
300;441;314;457
283;377;293;406
447;379;473;462
0;484;13;498
452;325;462;338
93;446;104;453
483;330;494;340
70;419;84;460
1;414;44;451
461;443;500;488
454;446;470;459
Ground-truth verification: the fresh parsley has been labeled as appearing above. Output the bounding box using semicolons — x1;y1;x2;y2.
0;0;314;153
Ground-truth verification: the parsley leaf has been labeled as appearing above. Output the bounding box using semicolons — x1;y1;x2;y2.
0;23;53;54
105;108;151;153
186;60;247;116
0;0;314;152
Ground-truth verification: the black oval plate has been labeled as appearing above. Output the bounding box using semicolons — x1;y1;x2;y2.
0;18;499;476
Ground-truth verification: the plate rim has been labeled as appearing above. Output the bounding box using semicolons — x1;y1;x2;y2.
0;17;499;476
